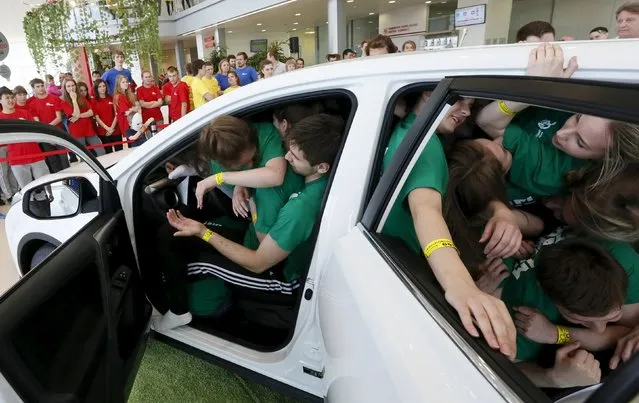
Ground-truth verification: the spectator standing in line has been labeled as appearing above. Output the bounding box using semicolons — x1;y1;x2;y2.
228;54;236;69
0;87;50;190
402;40;417;52
28;78;70;172
13;86;30;111
137;71;164;126
234;52;259;86
326;54;341;62
92;79;121;154
190;59;216;109
223;71;241;94
285;58;297;72
296;58;305;68
259;60;274;79
516;21;555;42
267;50;286;75
589;26;609;40
114;75;146;147
202;62;222;97
365;35;398;56
60;79;105;156
101;50;137;95
46;74;61;97
616;2;639;39
77;81;91;101
163;66;190;122
92;71;102;83
342;48;357;59
181;62;195;110
360;40;369;57
215;58;231;91
0;87;19;205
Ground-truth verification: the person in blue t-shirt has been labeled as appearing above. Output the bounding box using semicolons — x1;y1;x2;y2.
101;50;137;95
215;58;231;91
234;52;259;86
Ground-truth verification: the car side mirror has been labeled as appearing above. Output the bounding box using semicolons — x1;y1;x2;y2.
23;178;84;219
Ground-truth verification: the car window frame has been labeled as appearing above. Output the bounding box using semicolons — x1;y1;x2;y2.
360;75;639;402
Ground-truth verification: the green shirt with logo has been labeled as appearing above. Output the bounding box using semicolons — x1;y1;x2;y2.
269;176;328;282
381;112;449;255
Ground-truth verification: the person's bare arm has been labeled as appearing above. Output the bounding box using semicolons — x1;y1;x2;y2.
408;187;516;360
49;110;62;127
567;326;631;351
180;101;187;117
203;92;215;102
95;115;110;131
513;210;544;237
476;100;531;139
619;303;639;327
217;157;286;188
79;109;93;118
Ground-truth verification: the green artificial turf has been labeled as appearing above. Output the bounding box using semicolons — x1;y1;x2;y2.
128;339;300;403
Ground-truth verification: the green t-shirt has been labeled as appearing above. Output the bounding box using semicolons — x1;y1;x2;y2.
244;165;304;250
269;176;328;282
380;113;449;255
598;239;639;305
504;124;585;200
508;107;572;145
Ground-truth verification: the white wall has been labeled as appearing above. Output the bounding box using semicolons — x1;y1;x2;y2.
457;0;513;46
225;31;291;57
379;4;429;50
509;0;627;41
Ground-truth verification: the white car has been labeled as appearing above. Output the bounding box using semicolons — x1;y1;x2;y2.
1;40;639;403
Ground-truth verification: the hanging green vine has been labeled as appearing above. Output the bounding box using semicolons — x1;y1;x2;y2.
23;0;161;74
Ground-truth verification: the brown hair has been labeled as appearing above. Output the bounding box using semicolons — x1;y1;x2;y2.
113;74;137;108
45;74;54;82
402;40;417;51
259;59;273;77
13;86;27;95
617;2;639;17
537;239;627;317
227;71;240;86
113;50;125;58
516;21;555;42
443;140;508;272
286;114;344;167
61;78;88;109
192;59;205;75
76;81;90;98
185;63;193;75
326;54;341;61
566;163;639;242
274;103;323;127
166;66;178;74
236;52;248;60
365;34;398;55
198;115;257;169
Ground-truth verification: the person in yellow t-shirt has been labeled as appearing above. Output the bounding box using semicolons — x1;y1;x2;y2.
223;71;241;94
181;62;195;110
202;61;221;97
190;59;216;109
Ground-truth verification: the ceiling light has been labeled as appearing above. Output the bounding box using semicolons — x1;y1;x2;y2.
368;21;373;23
369;12;374;15
292;28;297;31
326;21;329;24
388;0;396;3
261;29;267;32
257;23;262;26
228;30;233;33
293;22;299;24
295;13;301;16
347;0;354;2
425;0;431;3
305;31;315;34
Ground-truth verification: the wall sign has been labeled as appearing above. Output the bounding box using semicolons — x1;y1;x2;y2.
204;35;216;49
454;4;486;28
383;23;419;35
0;32;9;62
250;39;268;53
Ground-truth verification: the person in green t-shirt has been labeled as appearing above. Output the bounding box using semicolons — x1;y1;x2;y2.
381;90;523;361
478;237;627;388
151;114;344;331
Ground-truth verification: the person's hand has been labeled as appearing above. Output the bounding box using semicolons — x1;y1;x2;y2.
514;306;558;344
480;207;523;259
129;131;141;141
167;164;198;180
166;209;206;237
232;186;250;218
476;257;510;294
610;325;639;370
195;176;217;209
106;127;114;136
526;43;578;79
69;115;79;123
445;281;516;360
550;342;601;388
513;240;536;260
69;90;77;100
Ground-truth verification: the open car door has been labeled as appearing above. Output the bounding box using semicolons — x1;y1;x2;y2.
0;121;152;403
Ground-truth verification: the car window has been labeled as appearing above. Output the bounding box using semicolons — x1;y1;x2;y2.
363;77;639;402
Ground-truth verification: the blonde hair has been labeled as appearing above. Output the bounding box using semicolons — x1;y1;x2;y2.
113;74;136;107
594;121;639;189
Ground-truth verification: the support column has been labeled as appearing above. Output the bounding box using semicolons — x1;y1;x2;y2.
215;28;227;50
175;40;186;76
195;33;205;59
150;55;159;77
456;0;513;46
327;0;346;54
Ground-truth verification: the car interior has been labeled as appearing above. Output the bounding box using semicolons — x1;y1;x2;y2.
370;82;639;402
131;91;356;352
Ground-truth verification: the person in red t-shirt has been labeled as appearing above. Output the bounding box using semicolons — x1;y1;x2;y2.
162;66;189;123
114;74;143;144
137;71;164;127
0;87;50;190
92;79;121;154
13;86;31;111
28;77;71;173
60;79;105;156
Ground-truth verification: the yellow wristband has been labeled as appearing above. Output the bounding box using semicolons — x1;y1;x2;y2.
214;172;225;186
556;326;571;344
201;228;213;242
498;100;517;116
252;213;258;223
423;239;459;259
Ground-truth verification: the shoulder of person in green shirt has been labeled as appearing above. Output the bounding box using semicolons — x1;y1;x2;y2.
504;122;586;199
594;238;639;305
508;106;573;145
269;176;329;281
380;112;449;254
